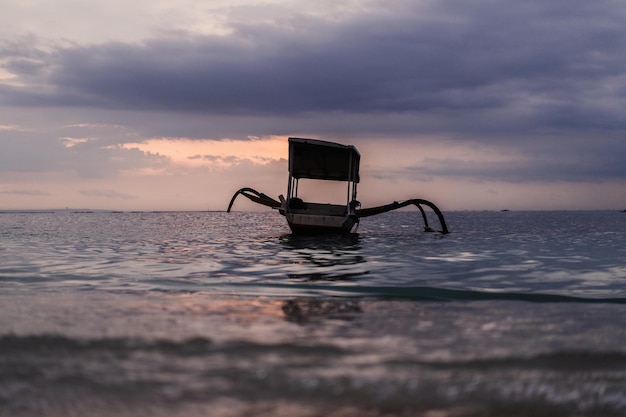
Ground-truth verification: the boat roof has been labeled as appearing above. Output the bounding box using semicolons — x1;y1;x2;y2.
288;137;360;182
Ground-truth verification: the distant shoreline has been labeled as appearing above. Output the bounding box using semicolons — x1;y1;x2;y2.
1;209;624;214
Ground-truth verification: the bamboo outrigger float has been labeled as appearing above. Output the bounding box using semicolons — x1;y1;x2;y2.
227;137;449;234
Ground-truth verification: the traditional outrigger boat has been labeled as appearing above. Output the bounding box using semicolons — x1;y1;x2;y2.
227;137;449;234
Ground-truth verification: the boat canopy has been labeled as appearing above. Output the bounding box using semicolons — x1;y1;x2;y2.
288;137;360;183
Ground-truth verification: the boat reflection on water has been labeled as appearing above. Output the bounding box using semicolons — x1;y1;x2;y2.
278;233;368;282
281;298;362;324
278;232;362;251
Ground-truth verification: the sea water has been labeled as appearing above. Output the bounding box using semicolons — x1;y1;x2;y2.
0;210;625;416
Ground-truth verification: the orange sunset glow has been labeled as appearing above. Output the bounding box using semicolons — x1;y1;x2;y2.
122;136;288;169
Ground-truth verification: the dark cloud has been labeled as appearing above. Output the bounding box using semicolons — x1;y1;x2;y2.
385;131;626;183
0;189;49;196
2;1;624;130
0;129;169;178
188;154;246;165
405;155;623;184
79;189;135;200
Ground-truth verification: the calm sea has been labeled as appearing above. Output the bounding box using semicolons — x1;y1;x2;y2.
1;210;625;416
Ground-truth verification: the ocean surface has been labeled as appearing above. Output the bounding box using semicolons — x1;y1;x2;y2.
1;209;625;416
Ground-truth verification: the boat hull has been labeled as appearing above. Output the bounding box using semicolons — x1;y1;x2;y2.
286;212;358;234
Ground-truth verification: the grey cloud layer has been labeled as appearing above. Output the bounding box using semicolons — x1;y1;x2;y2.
3;1;624;124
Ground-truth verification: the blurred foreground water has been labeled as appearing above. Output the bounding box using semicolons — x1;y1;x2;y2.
1;210;625;416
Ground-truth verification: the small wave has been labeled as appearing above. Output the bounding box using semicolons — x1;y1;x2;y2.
0;334;214;356
387;350;626;371
221;282;626;304
0;334;347;357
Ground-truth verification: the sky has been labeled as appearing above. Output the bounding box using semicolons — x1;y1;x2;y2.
1;0;625;211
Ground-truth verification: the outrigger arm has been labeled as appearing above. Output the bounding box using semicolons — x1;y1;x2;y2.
227;187;282;212
357;199;449;234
